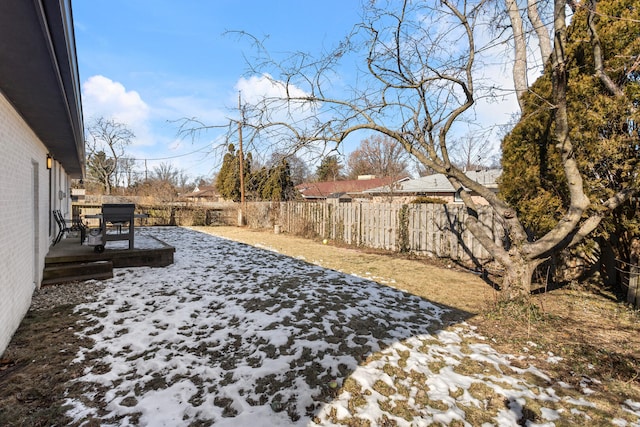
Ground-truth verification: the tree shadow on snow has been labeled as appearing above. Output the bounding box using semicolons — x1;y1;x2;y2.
71;227;478;425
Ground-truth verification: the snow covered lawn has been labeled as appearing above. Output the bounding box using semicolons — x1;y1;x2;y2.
65;227;640;426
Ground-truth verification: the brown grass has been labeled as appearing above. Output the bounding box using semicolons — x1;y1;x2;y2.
0;304;98;426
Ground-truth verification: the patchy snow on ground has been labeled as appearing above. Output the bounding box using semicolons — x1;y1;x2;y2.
65;227;636;426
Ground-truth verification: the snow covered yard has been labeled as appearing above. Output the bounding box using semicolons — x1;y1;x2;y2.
65;227;640;426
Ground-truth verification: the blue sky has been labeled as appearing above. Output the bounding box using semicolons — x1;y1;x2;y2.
73;1;518;181
73;0;365;180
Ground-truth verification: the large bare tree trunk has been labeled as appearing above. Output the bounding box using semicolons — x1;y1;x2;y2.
507;0;552;113
501;255;542;300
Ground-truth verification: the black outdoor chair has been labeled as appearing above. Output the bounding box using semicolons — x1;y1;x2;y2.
71;205;87;243
53;209;86;245
53;210;72;245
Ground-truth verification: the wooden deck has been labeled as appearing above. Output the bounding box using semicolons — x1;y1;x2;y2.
43;233;175;286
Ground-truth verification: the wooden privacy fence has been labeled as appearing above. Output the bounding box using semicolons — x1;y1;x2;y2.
74;202;237;227
248;202;506;264
74;200;505;264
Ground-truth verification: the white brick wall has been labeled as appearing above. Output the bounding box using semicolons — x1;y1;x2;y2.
0;91;63;354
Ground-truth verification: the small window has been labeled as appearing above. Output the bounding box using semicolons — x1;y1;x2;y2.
454;189;463;202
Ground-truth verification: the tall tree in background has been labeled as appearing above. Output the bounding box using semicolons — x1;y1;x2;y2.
148;162;180;202
347;135;410;179
152;162;180;185
85;117;134;195
86;150;114;194
254;160;297;201
268;152;309;185
216;147;296;201
237;0;640;299
117;156;139;189
216;144;241;201
215;144;252;202
316;155;344;181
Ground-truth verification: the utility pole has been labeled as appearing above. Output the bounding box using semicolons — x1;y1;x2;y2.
237;91;246;226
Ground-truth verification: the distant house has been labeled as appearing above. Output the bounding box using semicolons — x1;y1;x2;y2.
0;1;85;354
365;169;502;204
183;185;223;204
296;176;407;201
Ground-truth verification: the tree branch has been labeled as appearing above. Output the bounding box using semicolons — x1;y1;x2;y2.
527;0;552;66
526;0;591;258
506;0;528;111
587;0;625;97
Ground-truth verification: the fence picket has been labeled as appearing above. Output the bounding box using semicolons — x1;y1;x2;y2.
271;201;502;262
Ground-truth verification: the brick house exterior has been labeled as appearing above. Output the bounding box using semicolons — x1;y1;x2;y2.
0;1;85;354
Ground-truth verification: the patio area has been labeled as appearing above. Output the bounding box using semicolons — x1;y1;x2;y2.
43;228;175;285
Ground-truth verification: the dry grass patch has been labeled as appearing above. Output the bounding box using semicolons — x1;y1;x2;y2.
0;302;99;426
372;379;396;397
452;359;503;378
382;363;408;380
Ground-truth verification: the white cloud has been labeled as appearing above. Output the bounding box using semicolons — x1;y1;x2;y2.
81;75;231;178
82;75;149;123
82;75;153;146
235;74;308;103
234;74;315;120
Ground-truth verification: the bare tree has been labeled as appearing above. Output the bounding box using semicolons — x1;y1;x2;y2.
505;0;529;111
450;133;494;171
139;162;191;202
177;170;194;194
224;0;638;299
117;156;139;190
527;0;552;65
152;162;180;185
347;135;410;179
86;117;134;195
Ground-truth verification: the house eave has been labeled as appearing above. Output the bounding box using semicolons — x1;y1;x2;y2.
0;0;85;177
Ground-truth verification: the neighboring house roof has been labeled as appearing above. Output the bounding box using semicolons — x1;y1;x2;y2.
296;177;405;199
326;192;352;201
0;0;85;177
366;169;502;194
184;185;220;199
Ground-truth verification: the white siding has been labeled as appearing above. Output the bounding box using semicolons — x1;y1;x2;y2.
0;91;67;354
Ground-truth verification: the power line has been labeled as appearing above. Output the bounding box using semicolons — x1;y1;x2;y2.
127;142;213;162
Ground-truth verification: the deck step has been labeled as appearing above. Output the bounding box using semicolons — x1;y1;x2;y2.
42;260;113;286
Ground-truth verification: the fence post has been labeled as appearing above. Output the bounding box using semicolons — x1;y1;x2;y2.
628;264;639;307
628;240;640;307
